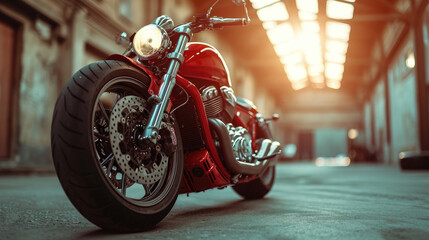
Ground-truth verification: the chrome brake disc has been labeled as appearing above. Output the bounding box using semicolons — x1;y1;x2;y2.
109;95;168;185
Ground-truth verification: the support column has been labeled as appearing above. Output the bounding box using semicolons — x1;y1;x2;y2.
413;2;429;151
71;8;87;74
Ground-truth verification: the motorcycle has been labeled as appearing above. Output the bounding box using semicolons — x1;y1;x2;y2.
51;0;281;232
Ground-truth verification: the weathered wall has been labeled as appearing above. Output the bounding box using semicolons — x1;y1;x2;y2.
388;34;419;163
18;18;61;167
0;0;152;168
363;0;427;164
372;79;390;163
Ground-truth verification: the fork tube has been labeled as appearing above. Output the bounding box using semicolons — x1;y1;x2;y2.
143;25;192;142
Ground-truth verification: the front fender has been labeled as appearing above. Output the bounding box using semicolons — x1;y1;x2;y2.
107;54;161;95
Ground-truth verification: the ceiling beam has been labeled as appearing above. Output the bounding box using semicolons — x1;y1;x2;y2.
253;0;282;10
282;0;307;84
332;13;409;24
370;0;405;15
318;0;327;85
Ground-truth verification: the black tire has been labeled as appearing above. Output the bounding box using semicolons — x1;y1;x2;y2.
51;60;183;232
232;166;275;199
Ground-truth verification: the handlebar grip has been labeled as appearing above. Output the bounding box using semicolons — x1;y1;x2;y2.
211;17;248;27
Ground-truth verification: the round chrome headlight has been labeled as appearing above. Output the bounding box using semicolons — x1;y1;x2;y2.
132;24;170;60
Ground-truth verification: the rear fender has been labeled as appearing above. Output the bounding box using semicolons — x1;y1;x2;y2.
107;54;161;95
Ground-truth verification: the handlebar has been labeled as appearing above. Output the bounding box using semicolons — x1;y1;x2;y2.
190;15;249;33
210;17;248;27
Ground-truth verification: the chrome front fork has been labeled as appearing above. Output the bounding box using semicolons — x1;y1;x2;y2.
142;25;192;142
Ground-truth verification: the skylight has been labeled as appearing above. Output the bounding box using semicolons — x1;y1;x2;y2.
250;0;280;10
256;2;289;22
250;0;356;90
327;0;355;19
326;21;351;41
296;0;318;13
267;22;295;44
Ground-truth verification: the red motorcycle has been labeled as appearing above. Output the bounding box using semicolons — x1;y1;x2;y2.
51;0;280;232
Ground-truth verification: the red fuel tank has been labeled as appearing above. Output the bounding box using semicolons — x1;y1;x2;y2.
178;42;231;87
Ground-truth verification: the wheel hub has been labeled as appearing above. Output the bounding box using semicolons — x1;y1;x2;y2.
109;96;168;185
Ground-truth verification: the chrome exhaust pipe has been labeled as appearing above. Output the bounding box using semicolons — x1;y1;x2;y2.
208;118;281;176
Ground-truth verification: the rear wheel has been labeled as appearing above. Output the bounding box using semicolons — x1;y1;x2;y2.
51;60;183;232
232;166;276;199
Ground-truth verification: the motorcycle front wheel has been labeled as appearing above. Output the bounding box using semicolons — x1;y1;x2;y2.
51;60;183;232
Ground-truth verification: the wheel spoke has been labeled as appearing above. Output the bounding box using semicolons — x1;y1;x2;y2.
113;93;121;106
94;132;109;140
101;153;114;166
107;156;114;175
121;173;127;196
143;184;152;197
98;99;110;121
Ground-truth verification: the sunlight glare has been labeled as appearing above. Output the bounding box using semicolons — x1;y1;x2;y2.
301;20;320;33
326;21;351;41
326;40;349;54
327;0;354;19
274;40;299;56
250;0;280;10
285;63;307;82
262;21;277;30
256;2;289;22
326;80;341;89
291;80;307;90
311;75;325;84
280;52;303;65
325;62;344;80
308;64;324;77
296;0;318;13
298;11;317;20
267;22;295;45
325;52;346;63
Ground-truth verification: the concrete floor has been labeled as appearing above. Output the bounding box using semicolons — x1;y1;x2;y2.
1;162;428;240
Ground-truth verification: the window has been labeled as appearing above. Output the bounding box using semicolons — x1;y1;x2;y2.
119;0;133;21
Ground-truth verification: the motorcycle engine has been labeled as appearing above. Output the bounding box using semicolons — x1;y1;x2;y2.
201;86;223;118
226;123;253;163
201;85;236;122
200;86;251;162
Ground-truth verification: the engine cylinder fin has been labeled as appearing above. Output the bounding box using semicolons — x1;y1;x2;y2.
203;95;223;118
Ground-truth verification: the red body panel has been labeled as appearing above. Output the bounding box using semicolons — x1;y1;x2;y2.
179;150;229;193
178;42;231;87
175;75;232;181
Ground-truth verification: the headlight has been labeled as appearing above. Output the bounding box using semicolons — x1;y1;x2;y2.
132;24;170;60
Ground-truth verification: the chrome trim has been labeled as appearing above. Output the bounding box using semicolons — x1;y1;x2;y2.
143;24;192;142
220;86;236;107
255;113;265;126
153;15;174;32
132;24;171;60
201;86;219;101
208;118;280;176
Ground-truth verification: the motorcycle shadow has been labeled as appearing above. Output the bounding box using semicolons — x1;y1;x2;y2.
78;197;276;238
171;198;273;219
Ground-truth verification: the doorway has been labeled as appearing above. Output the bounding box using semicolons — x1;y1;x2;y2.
0;17;17;158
